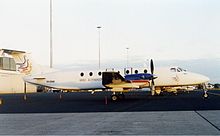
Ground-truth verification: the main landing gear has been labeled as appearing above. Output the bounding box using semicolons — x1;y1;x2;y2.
111;93;125;101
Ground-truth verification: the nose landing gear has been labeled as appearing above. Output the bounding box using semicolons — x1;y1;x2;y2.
202;84;208;99
204;90;208;98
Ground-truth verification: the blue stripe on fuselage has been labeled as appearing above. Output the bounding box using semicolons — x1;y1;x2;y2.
125;73;153;81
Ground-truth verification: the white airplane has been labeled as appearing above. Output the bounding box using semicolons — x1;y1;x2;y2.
23;59;210;101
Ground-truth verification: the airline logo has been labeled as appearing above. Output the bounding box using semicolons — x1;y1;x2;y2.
18;56;32;74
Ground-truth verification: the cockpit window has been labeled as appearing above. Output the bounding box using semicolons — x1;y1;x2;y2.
171;67;186;73
170;68;176;72
177;67;186;72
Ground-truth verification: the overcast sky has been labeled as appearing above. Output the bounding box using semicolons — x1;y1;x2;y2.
0;0;220;82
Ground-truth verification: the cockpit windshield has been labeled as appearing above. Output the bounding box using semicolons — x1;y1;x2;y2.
170;67;186;72
170;68;176;72
177;67;186;72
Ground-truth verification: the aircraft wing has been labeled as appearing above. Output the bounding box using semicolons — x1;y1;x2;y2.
102;72;150;91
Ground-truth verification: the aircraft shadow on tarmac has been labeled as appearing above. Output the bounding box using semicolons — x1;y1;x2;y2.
0;90;220;113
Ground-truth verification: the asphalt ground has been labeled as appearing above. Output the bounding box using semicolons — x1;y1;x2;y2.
0;90;220;113
0;90;220;135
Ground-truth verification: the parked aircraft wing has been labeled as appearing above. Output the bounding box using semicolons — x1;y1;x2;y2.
102;71;150;90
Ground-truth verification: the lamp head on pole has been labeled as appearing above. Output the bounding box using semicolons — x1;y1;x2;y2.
97;26;102;69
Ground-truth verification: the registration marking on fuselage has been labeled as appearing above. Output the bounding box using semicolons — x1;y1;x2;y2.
79;78;102;82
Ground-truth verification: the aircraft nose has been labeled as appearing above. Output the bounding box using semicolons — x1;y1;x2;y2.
203;75;210;83
198;74;210;83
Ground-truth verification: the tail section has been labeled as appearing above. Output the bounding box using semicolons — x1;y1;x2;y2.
20;54;57;75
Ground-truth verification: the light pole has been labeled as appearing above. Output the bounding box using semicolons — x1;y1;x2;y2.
97;26;101;69
126;47;129;68
50;0;53;68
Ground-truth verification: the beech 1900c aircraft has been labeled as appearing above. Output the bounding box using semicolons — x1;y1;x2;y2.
23;60;210;101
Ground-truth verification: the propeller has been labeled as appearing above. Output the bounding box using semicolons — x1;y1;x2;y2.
150;59;154;75
150;59;155;95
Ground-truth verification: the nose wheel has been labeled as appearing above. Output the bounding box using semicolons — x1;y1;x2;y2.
202;84;208;99
204;90;208;98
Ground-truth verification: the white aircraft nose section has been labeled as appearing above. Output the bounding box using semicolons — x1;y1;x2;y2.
201;75;210;83
194;73;210;84
184;72;210;85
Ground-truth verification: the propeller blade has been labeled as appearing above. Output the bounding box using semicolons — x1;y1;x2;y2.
150;59;155;95
150;59;155;84
150;59;154;74
152;79;155;85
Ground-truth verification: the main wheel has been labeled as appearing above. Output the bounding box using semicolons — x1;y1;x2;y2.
155;89;161;95
111;95;118;101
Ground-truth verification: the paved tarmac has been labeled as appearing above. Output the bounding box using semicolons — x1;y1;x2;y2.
0;90;220;135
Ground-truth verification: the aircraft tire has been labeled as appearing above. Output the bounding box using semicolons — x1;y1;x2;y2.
111;95;118;101
155;90;161;95
204;93;208;99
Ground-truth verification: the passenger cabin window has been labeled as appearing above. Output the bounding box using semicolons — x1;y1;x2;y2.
126;70;130;74
0;57;16;71
98;72;102;76
80;72;84;77
89;72;93;76
170;68;176;72
135;70;138;74
144;69;147;73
